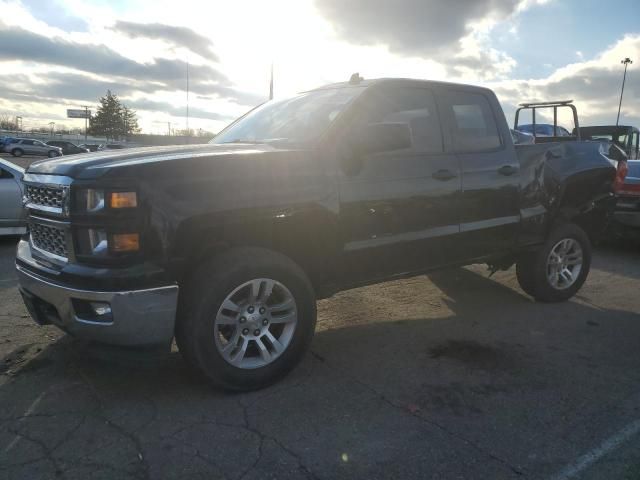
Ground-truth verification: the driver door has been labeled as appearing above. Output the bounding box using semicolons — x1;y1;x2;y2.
336;84;461;284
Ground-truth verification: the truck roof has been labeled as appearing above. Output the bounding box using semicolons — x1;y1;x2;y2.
310;77;495;95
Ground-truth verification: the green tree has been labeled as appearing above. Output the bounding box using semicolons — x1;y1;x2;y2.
122;107;140;137
88;91;140;140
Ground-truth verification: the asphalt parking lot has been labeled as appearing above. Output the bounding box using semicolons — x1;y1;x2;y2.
1;234;640;480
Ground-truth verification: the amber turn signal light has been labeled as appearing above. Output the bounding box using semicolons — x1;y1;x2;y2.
111;233;140;252
110;192;137;208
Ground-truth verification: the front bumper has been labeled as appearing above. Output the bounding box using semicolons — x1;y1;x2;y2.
17;265;178;347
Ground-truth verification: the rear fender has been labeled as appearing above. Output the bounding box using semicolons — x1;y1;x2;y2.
517;142;616;246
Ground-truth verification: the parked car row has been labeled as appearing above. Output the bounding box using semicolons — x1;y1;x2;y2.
1;138;63;158
0;137;128;157
77;143;129;152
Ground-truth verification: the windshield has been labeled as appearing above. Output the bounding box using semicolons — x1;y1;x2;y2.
211;87;365;145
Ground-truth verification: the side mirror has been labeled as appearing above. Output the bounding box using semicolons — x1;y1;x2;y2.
356;122;412;155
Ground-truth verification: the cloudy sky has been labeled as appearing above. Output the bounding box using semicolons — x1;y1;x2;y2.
0;0;638;135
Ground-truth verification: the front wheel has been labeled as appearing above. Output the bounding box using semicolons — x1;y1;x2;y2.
48;150;59;158
176;247;317;391
516;223;591;302
12;148;23;157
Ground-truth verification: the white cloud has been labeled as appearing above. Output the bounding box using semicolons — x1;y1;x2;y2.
490;34;640;128
0;0;636;136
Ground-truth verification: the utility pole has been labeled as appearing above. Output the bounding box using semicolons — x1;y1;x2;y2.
269;63;274;100
16;116;22;132
186;60;190;143
48;122;55;136
167;122;171;136
81;105;90;141
616;57;633;126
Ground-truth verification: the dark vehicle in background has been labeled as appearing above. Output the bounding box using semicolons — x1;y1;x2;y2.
576;126;640;236
2;138;62;158
46;140;90;155
574;125;639;160
78;143;103;152
0;136;15;147
510;129;535;144
103;144;127;150
16;78;622;391
517;123;571;137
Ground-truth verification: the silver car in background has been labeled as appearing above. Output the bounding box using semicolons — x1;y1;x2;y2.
0;159;26;235
3;138;62;158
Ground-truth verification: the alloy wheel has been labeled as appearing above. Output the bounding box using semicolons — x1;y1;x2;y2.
214;278;298;369
546;238;583;290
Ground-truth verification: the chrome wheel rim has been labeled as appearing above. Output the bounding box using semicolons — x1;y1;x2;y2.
546;238;583;290
214;278;298;369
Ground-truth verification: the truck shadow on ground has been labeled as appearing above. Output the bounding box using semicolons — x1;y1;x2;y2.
2;263;640;479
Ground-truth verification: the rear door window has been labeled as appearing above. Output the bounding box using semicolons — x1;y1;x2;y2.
440;91;502;152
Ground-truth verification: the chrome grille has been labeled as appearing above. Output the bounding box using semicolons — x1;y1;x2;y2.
30;223;67;259
25;184;65;209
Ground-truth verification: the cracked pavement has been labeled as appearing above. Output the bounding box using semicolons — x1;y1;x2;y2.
1;235;640;479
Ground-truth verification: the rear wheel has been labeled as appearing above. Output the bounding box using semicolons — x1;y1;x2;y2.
516;223;591;302
176;247;316;391
12;148;23;157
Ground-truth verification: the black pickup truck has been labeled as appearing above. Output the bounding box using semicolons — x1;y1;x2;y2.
16;78;621;390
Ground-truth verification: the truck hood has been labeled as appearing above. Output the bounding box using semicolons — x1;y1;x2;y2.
26;143;297;179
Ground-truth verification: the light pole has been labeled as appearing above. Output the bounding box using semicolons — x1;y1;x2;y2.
80;105;90;141
48;122;55;136
616;57;633;126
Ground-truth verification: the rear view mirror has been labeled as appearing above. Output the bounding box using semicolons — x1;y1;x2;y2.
357;122;412;154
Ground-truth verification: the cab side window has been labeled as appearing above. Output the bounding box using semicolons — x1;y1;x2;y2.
441;91;502;152
357;86;443;153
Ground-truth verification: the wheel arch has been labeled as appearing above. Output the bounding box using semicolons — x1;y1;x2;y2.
546;169;617;244
171;210;339;295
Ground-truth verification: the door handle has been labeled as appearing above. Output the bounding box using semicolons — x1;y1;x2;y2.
498;165;518;176
432;169;457;181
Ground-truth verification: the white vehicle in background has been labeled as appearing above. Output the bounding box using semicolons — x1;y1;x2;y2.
0;159;26;235
2;138;62;158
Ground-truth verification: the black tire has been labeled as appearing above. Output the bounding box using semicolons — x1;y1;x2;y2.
48;150;59;158
176;247;317;391
516;223;591;302
12;148;23;157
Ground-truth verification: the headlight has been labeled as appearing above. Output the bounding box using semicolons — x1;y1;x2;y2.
88;228;109;254
111;233;140;252
110;192;137;209
76;229;140;257
74;189;137;212
78;189;105;213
